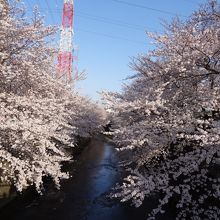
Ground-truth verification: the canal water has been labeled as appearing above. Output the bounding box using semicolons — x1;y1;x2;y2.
0;138;165;220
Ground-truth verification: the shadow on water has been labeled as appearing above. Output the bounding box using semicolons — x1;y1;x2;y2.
0;138;173;220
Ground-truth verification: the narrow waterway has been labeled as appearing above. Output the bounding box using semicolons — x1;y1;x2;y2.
0;138;162;220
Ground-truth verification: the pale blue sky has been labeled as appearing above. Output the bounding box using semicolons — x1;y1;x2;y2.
24;0;208;101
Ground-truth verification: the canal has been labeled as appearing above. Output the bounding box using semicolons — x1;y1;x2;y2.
0;138;162;220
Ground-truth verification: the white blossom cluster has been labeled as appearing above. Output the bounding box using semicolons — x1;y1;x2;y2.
103;1;220;219
0;2;106;192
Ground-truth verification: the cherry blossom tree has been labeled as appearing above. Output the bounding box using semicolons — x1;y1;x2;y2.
103;0;220;219
0;1;106;193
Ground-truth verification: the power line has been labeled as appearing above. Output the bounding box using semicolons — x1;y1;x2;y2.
55;0;60;8
37;7;144;29
25;1;188;32
45;0;56;24
75;28;146;45
77;10;146;29
76;14;153;32
36;0;43;11
76;11;162;32
112;0;187;17
28;7;162;33
26;0;33;11
24;2;164;45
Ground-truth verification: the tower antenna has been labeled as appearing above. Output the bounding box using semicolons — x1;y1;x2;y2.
58;0;74;83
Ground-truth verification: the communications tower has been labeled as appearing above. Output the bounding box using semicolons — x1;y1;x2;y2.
58;0;74;83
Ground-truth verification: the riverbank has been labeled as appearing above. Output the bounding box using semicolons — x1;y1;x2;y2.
0;136;91;209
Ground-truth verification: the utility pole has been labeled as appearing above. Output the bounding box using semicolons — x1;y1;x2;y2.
58;0;74;84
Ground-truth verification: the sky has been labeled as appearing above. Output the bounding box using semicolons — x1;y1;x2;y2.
23;0;208;101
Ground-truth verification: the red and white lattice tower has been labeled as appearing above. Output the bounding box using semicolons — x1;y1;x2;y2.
58;0;74;83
